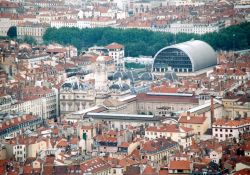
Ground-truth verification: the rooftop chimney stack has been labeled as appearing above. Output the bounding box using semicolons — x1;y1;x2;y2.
187;111;191;120
210;95;215;128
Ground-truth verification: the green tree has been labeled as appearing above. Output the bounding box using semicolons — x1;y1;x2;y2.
23;35;37;45
42;22;250;57
7;26;17;38
125;62;145;69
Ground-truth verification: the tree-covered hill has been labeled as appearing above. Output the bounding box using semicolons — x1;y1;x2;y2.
43;22;250;57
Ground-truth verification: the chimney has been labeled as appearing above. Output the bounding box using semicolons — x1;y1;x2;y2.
22;115;27;120
187;111;191;120
210;96;215;128
213;67;216;72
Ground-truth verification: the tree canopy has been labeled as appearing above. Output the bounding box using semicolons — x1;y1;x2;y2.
7;26;17;38
43;22;250;57
22;35;37;46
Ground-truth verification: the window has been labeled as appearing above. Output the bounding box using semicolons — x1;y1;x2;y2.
220;134;223;137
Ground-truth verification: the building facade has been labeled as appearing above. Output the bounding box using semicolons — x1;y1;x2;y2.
17;22;49;43
136;92;199;115
106;42;125;71
60;80;96;115
0;114;43;139
145;124;194;149
212;118;250;141
140;138;179;165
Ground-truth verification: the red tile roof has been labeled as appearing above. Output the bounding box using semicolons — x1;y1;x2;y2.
0;114;39;132
151;85;178;93
169;160;191;170
234;168;250;175
142;165;157;175
146;124;193;133
136;93;198;104
105;42;124;50
179;114;207;124
95;135;117;143
56;139;68;148
23;165;32;174
213;118;250;127
119;142;129;148
141;138;177;153
80;157;111;173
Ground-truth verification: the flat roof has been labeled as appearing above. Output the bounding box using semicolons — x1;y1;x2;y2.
73;105;106;115
147;92;194;97
86;112;163;121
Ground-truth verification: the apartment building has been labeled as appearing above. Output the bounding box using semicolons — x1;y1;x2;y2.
212;118;250;141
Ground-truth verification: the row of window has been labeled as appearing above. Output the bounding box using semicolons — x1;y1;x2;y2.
214;128;233;132
215;133;233;138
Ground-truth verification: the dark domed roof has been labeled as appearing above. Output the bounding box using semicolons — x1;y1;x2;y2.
61;81;92;91
127;70;139;82
140;72;154;81
109;83;130;92
113;71;128;80
109;84;120;90
121;83;130;91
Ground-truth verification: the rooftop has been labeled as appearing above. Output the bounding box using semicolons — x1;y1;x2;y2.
169;160;191;170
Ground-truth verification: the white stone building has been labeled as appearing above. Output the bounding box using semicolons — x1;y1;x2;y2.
105;43;125;71
209;148;222;164
0;95;12;113
145;124;194;149
17;22;49;43
0;90;58;120
212;118;250;141
51;20;77;28
0;17;11;36
166;21;224;35
13;144;27;162
60;80;96;115
0;95;45;118
94;56;108;91
51;17;116;29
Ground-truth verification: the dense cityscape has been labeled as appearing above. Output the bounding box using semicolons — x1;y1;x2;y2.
0;0;250;175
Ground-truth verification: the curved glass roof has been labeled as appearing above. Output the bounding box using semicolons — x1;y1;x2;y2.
153;40;217;72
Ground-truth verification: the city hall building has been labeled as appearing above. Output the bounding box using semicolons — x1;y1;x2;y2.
152;40;217;76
